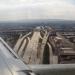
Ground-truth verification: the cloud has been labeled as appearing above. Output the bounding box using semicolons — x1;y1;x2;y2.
0;0;75;21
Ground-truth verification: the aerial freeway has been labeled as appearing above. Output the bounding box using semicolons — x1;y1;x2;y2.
0;26;75;75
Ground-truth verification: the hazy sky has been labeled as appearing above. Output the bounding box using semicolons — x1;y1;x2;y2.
0;0;75;21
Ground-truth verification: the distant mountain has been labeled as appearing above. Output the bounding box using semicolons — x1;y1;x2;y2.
0;19;75;30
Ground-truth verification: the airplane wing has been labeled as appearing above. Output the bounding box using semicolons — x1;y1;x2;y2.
0;37;36;75
1;36;75;75
29;64;75;75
